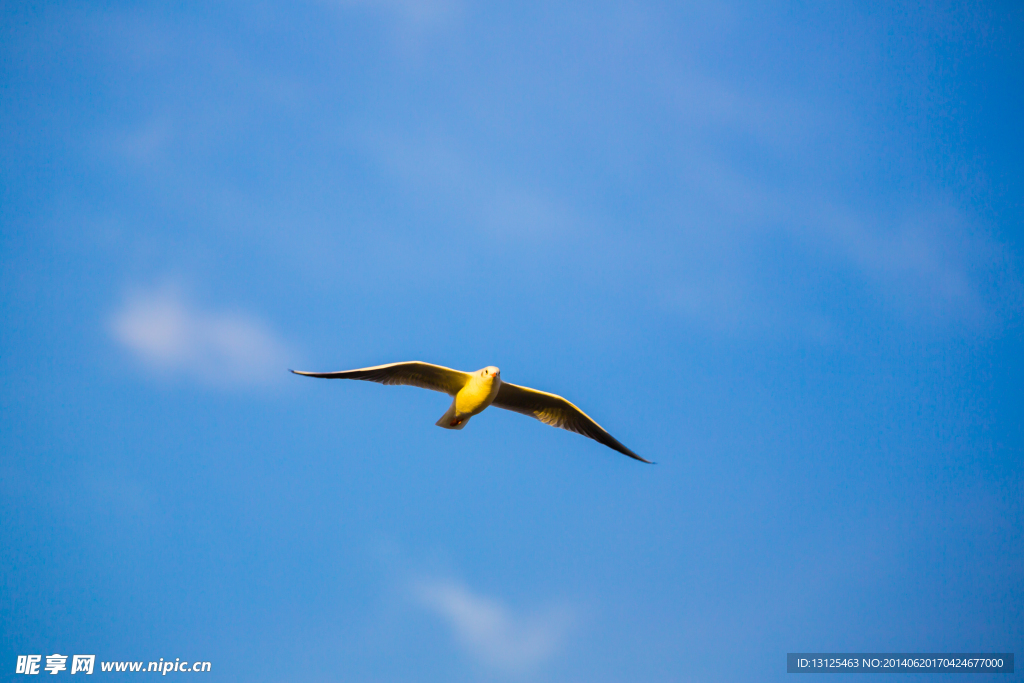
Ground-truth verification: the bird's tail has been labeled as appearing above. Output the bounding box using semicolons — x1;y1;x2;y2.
435;402;470;430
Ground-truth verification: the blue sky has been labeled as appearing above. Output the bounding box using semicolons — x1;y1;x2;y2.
2;1;1022;681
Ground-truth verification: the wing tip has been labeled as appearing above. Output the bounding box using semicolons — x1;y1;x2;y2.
614;443;652;464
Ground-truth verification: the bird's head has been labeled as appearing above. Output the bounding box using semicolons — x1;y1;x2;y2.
481;366;501;380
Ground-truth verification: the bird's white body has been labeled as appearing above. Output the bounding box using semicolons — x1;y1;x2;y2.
437;366;501;429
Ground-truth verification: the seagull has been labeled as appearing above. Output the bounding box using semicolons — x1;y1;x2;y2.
291;361;651;463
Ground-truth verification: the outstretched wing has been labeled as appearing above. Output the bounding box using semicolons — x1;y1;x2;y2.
291;361;471;396
492;382;651;463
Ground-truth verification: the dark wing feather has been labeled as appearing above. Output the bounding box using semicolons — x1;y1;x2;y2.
291;361;471;396
493;382;651;463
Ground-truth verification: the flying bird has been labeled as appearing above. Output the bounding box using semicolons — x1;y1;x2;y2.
291;361;651;463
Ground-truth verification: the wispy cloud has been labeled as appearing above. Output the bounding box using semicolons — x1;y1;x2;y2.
412;578;572;673
654;148;1014;334
112;118;174;166
327;0;462;48
810;205;987;319
340;0;459;27
110;286;290;386
357;131;579;243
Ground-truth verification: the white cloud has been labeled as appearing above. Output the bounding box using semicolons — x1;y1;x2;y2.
110;286;290;386
413;578;572;673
